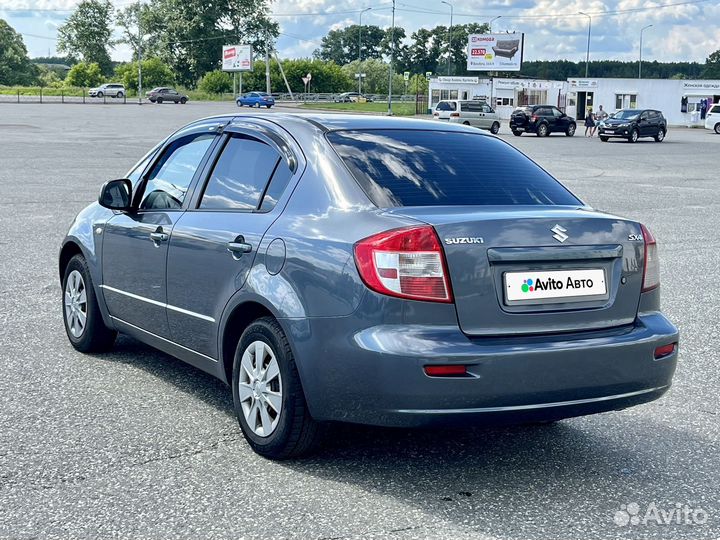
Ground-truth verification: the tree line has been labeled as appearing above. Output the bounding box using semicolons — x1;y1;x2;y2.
2;5;720;93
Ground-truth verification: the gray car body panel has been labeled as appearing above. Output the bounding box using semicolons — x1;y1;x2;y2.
60;113;679;427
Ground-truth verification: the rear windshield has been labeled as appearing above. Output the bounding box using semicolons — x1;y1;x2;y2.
436;101;456;111
710;105;720;113
327;129;581;207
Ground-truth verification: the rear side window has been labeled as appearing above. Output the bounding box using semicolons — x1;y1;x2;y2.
711;105;720;113
436;101;456;111
199;135;284;211
327;130;581;207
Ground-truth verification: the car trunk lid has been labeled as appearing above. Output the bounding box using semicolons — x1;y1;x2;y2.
384;206;645;336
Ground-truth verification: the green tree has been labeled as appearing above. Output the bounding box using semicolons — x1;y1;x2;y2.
0;19;38;85
341;58;400;94
702;49;720;78
64;61;104;87
115;57;175;91
57;0;114;74
37;66;64;87
116;2;158;61
314;24;386;65
198;69;233;93
144;0;277;87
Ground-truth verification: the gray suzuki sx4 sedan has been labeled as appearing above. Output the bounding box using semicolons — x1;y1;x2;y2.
59;114;679;458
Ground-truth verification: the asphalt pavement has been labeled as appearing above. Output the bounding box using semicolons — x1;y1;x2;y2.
0;101;718;540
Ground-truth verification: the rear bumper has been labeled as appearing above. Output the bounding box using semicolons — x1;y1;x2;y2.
284;312;678;427
510;122;535;132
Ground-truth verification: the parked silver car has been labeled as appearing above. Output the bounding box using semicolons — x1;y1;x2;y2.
89;83;125;98
433;99;501;134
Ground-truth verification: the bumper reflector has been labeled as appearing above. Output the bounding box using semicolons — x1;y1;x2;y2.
424;365;467;377
654;343;677;359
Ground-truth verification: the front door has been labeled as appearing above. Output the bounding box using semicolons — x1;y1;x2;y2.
101;132;216;337
166;131;296;359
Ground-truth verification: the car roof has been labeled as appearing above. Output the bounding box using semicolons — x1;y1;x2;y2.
188;113;479;135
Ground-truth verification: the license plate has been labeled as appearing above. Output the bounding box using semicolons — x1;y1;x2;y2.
504;269;607;302
605;129;614;133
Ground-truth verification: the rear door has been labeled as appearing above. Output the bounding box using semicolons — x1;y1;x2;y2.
327;128;645;336
165;124;298;358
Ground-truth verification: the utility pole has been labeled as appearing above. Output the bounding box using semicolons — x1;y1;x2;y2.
265;29;271;94
137;7;143;104
579;12;592;78
358;7;371;94
387;0;395;115
639;24;653;79
441;1;453;76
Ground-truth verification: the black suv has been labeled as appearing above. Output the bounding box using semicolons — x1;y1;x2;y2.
597;109;667;143
510;105;577;137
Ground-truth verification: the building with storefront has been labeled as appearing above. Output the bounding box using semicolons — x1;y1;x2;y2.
566;78;720;126
428;76;566;119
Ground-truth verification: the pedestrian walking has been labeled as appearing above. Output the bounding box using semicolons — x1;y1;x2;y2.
584;107;595;137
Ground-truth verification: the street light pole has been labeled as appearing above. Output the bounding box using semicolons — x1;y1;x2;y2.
441;1;453;76
387;0;395;115
639;24;653;79
488;15;501;32
579;12;592;77
358;7;371;94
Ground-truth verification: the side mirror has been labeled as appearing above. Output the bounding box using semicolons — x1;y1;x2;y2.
98;178;132;211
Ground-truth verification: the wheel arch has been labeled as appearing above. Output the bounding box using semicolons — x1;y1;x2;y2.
59;240;83;283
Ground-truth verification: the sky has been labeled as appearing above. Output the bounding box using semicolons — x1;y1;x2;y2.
1;0;719;65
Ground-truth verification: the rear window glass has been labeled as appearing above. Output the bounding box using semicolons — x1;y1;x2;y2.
327;130;581;207
436;101;456;111
710;105;720;113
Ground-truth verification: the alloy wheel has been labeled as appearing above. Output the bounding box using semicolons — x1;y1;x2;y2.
64;270;87;338
239;340;283;437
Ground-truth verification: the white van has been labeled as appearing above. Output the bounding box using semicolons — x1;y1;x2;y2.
705;104;720;134
433;100;501;134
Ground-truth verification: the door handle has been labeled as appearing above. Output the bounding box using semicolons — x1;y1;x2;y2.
150;232;169;242
227;235;252;259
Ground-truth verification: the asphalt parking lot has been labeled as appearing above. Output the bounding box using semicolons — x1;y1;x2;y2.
0;101;718;540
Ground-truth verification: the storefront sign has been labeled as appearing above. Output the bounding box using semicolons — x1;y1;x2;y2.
681;81;720;91
568;78;598;89
436;76;480;84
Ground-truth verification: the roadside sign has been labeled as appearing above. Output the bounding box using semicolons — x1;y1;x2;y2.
426;71;432;78
222;45;252;72
404;71;410;81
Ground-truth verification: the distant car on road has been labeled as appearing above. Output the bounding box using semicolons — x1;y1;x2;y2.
510;105;576;137
89;83;125;99
334;92;373;103
704;103;720;134
236;92;275;108
433;100;501;134
146;87;188;104
597;109;667;143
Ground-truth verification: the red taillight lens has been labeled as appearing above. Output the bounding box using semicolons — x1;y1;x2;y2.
424;365;467;377
354;225;454;303
641;224;660;292
654;343;676;359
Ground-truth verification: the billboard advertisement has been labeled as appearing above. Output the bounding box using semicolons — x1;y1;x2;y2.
467;33;524;72
222;45;253;72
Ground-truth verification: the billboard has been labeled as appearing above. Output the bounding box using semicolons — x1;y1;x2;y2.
467;34;524;72
222;45;253;72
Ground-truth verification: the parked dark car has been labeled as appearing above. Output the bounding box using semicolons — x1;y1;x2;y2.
146;87;189;104
510;105;577;137
597;109;667;143
60;114;678;459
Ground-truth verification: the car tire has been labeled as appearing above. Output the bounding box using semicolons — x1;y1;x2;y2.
180;97;187;104
565;123;576;137
629;129;639;143
714;123;720;134
232;317;323;459
117;92;124;99
157;97;163;104
266;105;272;109
654;129;665;142
62;254;117;353
512;130;523;136
237;101;243;107
463;121;470;125
97;91;103;98
490;122;500;135
600;136;609;142
536;123;549;137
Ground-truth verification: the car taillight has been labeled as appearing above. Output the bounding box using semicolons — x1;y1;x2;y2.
354;225;453;303
641;224;659;292
450;112;460;117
